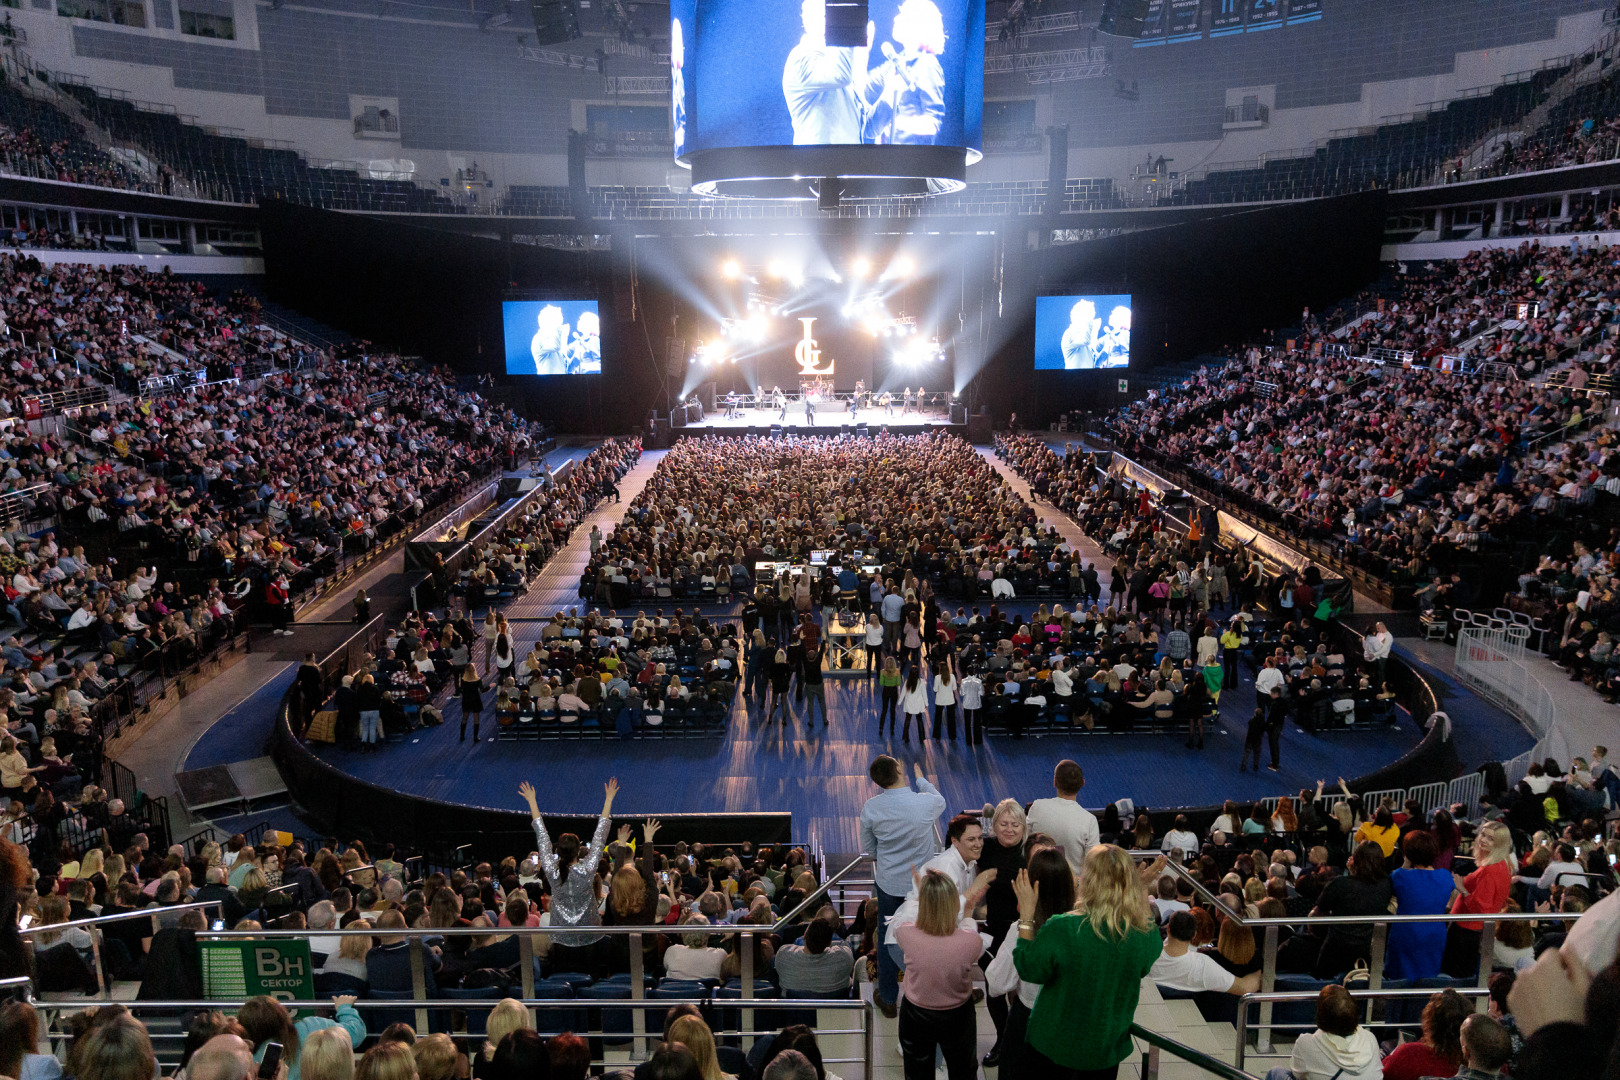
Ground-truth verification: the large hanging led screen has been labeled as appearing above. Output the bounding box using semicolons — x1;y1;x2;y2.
671;0;984;198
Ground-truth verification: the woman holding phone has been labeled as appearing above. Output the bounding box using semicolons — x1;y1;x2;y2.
238;994;367;1080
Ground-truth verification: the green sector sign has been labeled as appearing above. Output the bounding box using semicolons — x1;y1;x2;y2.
201;940;315;1003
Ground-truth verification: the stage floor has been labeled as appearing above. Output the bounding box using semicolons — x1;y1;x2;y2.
678;404;958;435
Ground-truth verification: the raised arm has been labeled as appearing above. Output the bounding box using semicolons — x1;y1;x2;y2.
519;781;555;869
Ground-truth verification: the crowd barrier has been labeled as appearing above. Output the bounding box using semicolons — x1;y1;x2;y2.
1138;851;1551;1055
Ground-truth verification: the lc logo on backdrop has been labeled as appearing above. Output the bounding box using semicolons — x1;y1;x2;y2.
794;317;835;375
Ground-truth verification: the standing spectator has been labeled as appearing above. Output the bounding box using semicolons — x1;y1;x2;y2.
1386;830;1456;982
892;869;986;1080
877;656;902;736
1442;821;1513;978
356;676;383;753
1012;845;1164;1078
899;666;928;743
1240;706;1267;773
801;641;827;727
1364;622;1394;684
459;663;485;743
1311;842;1393;979
960;666;984;746
931;658;958;741
519;777;617;974
984;845;1071;1076
265;575;292;637
859;755;945;1018
1025;760;1099;877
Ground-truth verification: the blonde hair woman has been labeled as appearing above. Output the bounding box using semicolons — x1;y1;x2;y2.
480;999;531;1067
878;655;903;736
765;648;792;724
1441;821;1514;978
320;920;371;982
299;1027;355;1080
1011;845;1163;1076
666;1014;732;1080
892;870;986;1080
355;1042;416;1080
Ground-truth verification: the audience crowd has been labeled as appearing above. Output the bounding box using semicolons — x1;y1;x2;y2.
1;744;1616;1080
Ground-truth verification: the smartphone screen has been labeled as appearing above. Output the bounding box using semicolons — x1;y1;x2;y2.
258;1043;282;1080
17;914;32;929
211;919;226;931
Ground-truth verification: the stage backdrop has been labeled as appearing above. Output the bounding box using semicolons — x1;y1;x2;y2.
257;193;1387;433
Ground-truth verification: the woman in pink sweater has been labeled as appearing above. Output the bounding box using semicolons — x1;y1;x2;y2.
893;869;989;1080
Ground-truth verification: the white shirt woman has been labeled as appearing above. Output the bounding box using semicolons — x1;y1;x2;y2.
933;672;957;707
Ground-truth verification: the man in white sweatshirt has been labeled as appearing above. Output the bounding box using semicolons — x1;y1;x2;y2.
1267;984;1381;1080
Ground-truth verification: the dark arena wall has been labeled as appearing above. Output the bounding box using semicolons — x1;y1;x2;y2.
260;191;1387;433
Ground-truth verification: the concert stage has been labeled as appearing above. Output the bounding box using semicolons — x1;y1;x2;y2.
663;397;983;442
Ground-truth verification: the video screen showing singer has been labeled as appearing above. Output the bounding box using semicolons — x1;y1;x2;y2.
782;0;946;147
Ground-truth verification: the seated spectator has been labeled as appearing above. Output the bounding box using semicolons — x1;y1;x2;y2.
661;915;725;982
1264;985;1381;1080
773;914;854;997
1149;911;1260;997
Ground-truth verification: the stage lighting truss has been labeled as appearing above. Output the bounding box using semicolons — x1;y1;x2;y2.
844;292;921;338
693;340;738;365
894;333;945;366
719;310;772;345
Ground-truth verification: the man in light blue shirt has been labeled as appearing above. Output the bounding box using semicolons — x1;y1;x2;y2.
880;585;905;652
858;754;944;1015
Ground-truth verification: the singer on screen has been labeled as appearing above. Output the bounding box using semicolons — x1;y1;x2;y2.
1060;298;1101;370
1098;304;1131;367
565;309;602;374
783;0;871;145
531;305;572;375
861;0;946;145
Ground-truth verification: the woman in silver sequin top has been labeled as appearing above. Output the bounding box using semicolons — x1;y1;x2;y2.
519;778;618;955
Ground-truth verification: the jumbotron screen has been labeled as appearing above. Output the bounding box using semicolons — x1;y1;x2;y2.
671;0;983;162
1034;294;1132;370
502;300;601;376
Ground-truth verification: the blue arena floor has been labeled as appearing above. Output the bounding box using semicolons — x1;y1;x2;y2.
289;618;1472;853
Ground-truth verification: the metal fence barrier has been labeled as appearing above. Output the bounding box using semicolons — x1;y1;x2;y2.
1233;987;1491;1072
18;859;873;1072
1135;851;1551;1054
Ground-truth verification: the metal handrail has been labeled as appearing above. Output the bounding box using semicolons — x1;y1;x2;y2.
15;899;224;936
1234;987;1491;1072
1131;1023;1263;1080
1129;850;1549;927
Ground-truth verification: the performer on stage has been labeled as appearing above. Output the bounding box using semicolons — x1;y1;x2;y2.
902;386;915;414
806;394;816;426
851;379;865;414
775;386;788;422
880;390;894;416
725;389;739;419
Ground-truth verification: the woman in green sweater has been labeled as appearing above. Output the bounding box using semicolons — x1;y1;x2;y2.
1012;845;1164;1079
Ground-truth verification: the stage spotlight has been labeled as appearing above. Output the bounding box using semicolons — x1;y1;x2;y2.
766;260;787;280
721;259;742;280
886;255;916;280
851;256;872;279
